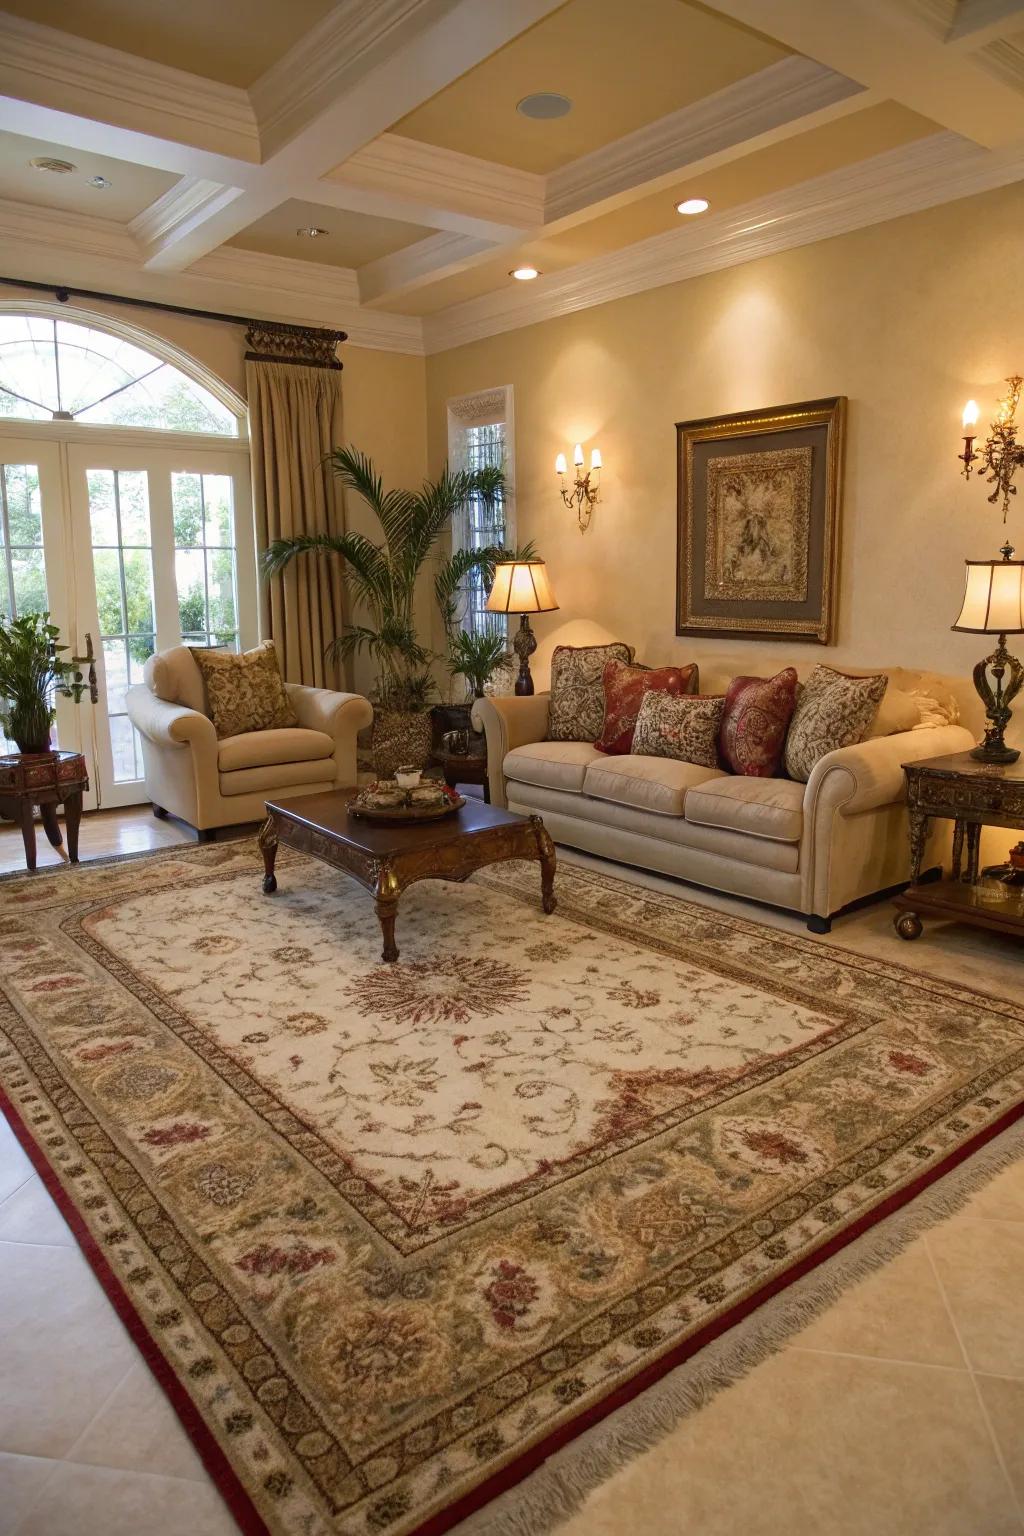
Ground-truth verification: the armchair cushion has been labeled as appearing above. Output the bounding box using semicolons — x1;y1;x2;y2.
192;640;298;738
217;727;334;772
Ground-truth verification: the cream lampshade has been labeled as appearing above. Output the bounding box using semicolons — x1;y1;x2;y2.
952;545;1024;763
486;560;559;696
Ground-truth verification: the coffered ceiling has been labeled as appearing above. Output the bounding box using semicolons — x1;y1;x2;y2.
0;0;1020;355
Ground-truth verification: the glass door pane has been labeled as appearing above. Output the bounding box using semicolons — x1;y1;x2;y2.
172;471;239;651
0;442;71;758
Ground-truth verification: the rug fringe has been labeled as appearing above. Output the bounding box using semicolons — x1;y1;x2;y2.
458;1120;1024;1536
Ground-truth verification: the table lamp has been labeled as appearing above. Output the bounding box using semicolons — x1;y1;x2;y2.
951;541;1024;763
485;560;559;696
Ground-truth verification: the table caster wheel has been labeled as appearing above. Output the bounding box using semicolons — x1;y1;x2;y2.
894;911;922;941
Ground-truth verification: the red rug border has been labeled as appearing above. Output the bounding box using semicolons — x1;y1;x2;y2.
4;1076;1023;1536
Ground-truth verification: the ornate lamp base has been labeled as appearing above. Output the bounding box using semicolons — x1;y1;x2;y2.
970;634;1023;765
512;613;537;696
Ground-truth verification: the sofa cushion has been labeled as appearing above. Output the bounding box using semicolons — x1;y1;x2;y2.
595;658;699;754
219;760;335;797
684;776;805;843
583;754;726;817
145;645;207;716
504;740;605;794
548;642;634;742
719;667;799;776
192;640;298;739
217;727;334;773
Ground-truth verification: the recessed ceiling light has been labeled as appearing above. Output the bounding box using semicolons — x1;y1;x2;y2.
676;197;710;216
29;157;77;175
510;266;540;281
517;92;572;120
88;174;112;189
296;225;329;238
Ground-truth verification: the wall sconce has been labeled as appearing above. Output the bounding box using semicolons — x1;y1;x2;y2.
959;375;1024;520
556;442;602;532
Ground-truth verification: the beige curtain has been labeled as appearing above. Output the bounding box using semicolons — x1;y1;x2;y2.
246;331;346;688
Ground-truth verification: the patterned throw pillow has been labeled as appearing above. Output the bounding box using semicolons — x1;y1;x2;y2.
191;640;298;739
594;658;699;755
783;665;888;782
720;667;799;777
548;642;634;741
633;691;725;768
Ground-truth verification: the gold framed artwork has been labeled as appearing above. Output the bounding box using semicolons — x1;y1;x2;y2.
676;396;846;644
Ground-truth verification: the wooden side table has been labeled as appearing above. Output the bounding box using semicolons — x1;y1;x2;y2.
0;750;88;871
893;752;1024;940
430;748;490;802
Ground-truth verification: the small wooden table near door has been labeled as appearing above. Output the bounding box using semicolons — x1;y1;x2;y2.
0;750;88;871
258;788;556;962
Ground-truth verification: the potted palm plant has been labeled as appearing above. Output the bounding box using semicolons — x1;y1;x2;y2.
263;449;516;778
0;611;93;753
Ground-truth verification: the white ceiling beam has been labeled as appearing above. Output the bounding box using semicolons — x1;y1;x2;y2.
136;0;567;272
329;134;544;232
699;0;1024;148
0;13;259;163
352;58;871;306
945;0;1024;45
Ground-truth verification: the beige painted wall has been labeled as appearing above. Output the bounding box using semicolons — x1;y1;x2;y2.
425;181;1024;744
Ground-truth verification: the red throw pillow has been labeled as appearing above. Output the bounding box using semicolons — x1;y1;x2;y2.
595;658;698;754
719;667;799;777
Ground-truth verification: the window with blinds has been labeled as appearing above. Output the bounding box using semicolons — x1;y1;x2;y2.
447;386;514;640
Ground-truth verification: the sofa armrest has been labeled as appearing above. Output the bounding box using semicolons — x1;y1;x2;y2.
285;684;373;785
804;724;976;817
126;685;217;753
472;694;551;808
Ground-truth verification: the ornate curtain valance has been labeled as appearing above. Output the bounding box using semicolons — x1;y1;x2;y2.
244;320;347;371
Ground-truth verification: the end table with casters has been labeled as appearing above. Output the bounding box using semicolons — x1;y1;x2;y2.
893;752;1024;940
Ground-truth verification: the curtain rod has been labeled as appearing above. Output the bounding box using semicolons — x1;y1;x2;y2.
0;274;347;345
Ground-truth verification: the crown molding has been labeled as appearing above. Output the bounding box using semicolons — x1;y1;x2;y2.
977;36;1024;89
130;179;246;269
358;231;498;306
250;0;454;158
545;58;866;224
337;133;544;230
0;12;258;162
0;195;139;265
423;132;1024;353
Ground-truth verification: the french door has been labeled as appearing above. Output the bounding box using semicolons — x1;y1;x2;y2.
0;428;255;808
67;445;256;806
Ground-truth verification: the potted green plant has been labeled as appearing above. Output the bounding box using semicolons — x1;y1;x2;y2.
263;449;514;778
446;629;510;700
0;611;92;753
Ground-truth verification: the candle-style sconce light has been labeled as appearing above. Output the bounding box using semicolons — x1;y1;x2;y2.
556;442;601;532
959;376;1024;520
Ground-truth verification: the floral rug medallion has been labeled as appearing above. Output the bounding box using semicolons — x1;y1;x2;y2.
1;842;1023;1536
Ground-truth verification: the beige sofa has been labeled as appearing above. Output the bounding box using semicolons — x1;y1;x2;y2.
126;645;372;837
473;661;976;931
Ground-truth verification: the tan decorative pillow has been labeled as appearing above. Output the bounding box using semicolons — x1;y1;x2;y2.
784;666;888;782
191;641;298;739
865;685;922;739
548;642;634;741
633;691;725;768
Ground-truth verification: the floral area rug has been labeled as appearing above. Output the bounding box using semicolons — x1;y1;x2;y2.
2;841;1023;1536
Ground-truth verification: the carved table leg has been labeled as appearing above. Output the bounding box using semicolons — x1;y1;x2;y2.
63;792;82;863
908;809;928;884
951;818;965;882
39;801;67;861
258;815;279;894
18;799;36;872
965;822;982;884
374;862;400;962
530;815;557;914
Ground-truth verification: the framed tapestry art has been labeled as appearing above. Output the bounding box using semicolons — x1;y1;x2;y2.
676;396;846;644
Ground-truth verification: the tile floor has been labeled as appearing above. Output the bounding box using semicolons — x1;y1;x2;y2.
1;807;1023;1534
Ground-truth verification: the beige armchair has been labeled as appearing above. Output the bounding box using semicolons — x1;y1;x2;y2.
126;645;372;837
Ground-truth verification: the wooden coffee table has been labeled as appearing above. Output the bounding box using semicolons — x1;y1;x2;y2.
258;789;557;962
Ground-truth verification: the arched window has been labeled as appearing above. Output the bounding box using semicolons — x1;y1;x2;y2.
0;312;241;435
